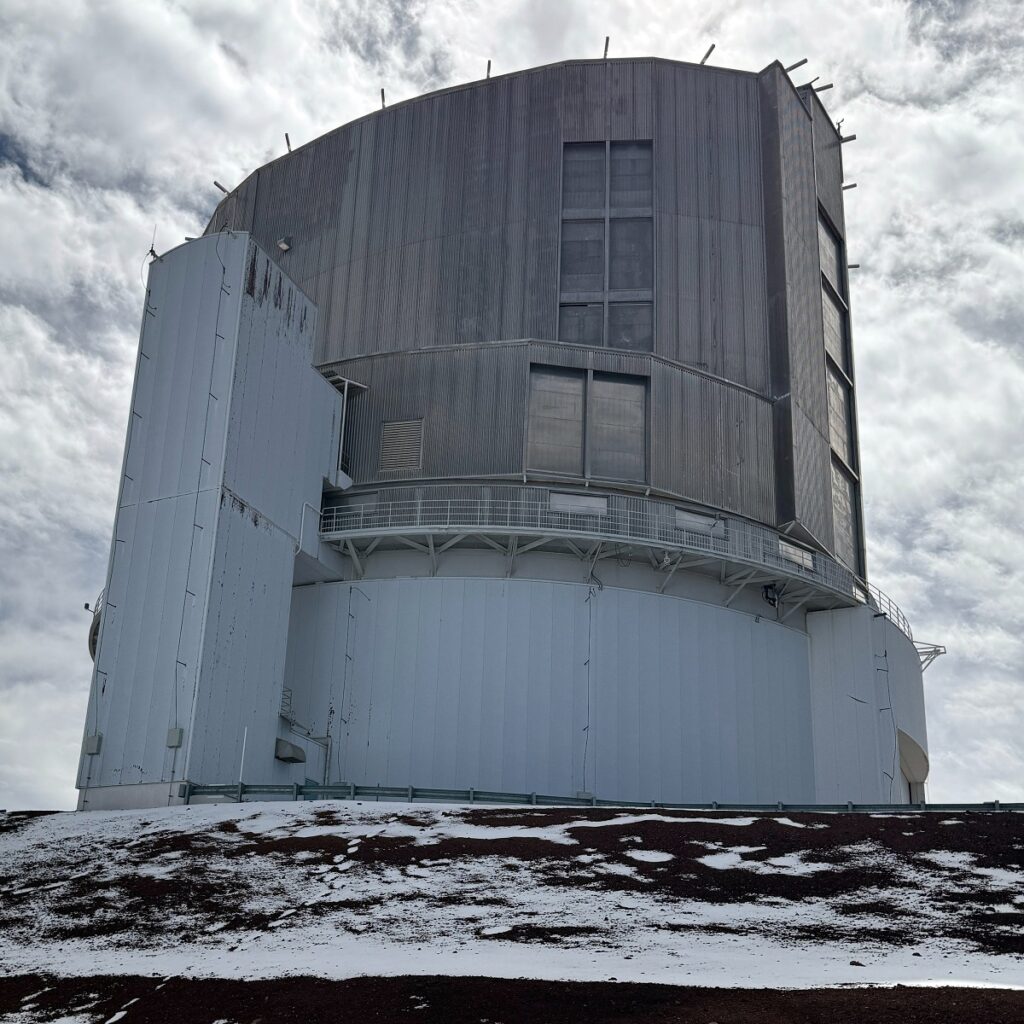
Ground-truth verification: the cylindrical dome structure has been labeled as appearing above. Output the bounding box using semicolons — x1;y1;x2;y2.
207;58;860;567
76;58;932;811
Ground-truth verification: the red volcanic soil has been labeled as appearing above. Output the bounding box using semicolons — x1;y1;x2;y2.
1;804;1022;1021
2;973;1024;1023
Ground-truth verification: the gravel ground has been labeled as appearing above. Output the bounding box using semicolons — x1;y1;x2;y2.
2;974;1024;1023
0;802;1021;1020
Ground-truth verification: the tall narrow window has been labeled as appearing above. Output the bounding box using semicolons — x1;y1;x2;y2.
826;364;853;466
609;219;653;291
562;142;605;211
610;141;653;208
819;208;861;572
831;459;859;571
527;368;585;475
589;373;646;481
559;221;605;294
821;286;847;372
818;215;843;296
558;141;653;351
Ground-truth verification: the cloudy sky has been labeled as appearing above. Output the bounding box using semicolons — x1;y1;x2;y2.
1;0;1022;810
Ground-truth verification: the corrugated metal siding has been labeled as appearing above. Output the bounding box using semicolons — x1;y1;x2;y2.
205;61;769;391
333;341;775;523
650;358;775;522
652;63;769;393
285;577;816;803
810;91;846;236
338;345;529;483
757;66;836;549
200;59;854;550
777;88;827;435
791;406;835;544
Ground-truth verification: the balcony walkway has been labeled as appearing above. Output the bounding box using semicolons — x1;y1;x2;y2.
319;487;914;641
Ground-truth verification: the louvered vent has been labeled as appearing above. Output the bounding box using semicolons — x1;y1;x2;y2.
379;419;423;472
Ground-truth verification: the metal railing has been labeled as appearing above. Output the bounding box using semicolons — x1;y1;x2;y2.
181;780;1017;813
320;491;912;640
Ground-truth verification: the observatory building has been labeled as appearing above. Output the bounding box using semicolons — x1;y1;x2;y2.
78;57;936;811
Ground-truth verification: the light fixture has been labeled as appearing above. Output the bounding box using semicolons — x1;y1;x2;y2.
277;237;292;252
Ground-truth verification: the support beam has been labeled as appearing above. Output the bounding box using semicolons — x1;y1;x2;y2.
564;540;587;560
505;535;519;578
724;568;776;587
516;536;552;556
724;570;759;607
657;554;718;594
427;534;437;576
396;536;430;554
437;533;468;553
344;540;363;579
780;594;811;622
473;534;508;554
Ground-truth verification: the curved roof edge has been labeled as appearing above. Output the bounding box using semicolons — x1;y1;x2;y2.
207;55;797;230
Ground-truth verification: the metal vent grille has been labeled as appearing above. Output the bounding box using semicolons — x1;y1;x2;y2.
379;419;423;472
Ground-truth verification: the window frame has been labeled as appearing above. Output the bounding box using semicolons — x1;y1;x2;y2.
817;205;864;573
525;364;649;485
557;140;654;352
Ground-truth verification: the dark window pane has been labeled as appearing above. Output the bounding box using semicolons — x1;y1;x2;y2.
831;459;859;571
609;219;652;290
826;364;853;465
527;367;585;475
610;141;652;208
562;143;605;210
559;304;604;346
822;286;847;370
607;302;653;351
560;220;605;293
818;216;843;295
589;373;646;482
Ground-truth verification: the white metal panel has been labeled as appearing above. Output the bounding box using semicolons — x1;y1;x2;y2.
805;606;916;803
79;234;342;804
79;234;248;797
283;576;817;804
875;615;928;775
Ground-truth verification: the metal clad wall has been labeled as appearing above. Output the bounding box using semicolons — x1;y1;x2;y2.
79;235;343;798
806;607;892;803
758;67;834;548
650;358;775;520
183;238;341;785
202;58;853;556
207;61;770;386
335;342;775;522
652;63;768;392
284;577;816;803
80;234;247;791
223;242;338;532
339;346;530;483
810;91;846;236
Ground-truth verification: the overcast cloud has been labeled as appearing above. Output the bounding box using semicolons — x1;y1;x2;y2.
1;0;1021;809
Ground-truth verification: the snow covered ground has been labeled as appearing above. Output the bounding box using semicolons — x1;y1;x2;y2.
0;801;1021;990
